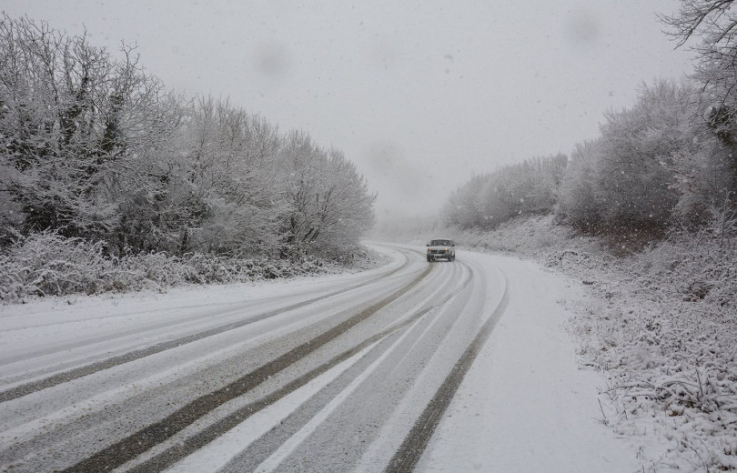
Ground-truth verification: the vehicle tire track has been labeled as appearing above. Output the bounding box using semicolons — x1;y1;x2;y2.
0;252;415;404
57;260;434;473
0;258;430;469
215;262;474;473
385;268;509;473
124;263;473;473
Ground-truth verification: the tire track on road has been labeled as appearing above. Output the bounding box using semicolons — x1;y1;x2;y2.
385;266;509;473
0;252;415;404
128;262;473;473
58;259;434;473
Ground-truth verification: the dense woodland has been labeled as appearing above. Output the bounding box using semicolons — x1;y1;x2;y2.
0;15;375;299
0;17;375;258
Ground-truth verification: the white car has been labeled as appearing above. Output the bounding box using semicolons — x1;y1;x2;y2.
426;239;456;262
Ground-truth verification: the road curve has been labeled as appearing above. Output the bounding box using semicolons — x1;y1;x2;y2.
0;244;508;473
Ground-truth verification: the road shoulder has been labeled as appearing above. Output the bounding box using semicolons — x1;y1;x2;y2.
418;251;641;473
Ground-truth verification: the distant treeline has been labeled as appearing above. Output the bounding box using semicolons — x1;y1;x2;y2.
444;79;737;235
0;14;375;260
445;2;737;237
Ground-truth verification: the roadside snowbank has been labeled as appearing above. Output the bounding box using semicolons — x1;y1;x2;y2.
420;251;641;473
409;215;737;473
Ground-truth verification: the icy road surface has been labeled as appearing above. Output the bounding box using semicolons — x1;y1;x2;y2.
0;244;639;472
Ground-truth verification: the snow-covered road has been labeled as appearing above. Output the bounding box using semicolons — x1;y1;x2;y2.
0;244;639;472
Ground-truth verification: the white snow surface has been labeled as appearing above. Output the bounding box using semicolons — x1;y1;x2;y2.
418;250;639;472
0;244;643;472
405;215;737;472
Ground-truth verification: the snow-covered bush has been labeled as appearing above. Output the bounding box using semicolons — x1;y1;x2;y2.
540;211;737;472
475;154;567;226
443;79;736;247
442;174;488;229
0;14;173;241
278;132;375;251
0;16;375;262
0;232;383;303
0;232;121;300
669;115;737;227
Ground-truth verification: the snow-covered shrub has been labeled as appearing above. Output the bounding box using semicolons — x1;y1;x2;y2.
0;14;172;242
278;132;376;251
0;232;121;300
556;80;705;235
442;174;489;229
475;154;566;226
544;212;737;472
669;121;737;227
0;233;383;303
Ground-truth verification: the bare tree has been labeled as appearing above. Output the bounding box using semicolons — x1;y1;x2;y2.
664;1;737;187
278;131;375;258
0;14;174;242
174;96;285;256
664;0;737;102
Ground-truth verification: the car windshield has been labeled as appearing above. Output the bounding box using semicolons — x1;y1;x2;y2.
431;240;451;246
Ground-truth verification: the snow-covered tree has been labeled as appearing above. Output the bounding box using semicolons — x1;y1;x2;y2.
0;14;176;243
557;140;603;229
664;1;737;191
593;80;699;230
278;131;375;258
556;79;733;232
171;97;284;256
442;154;566;230
476;154;567;226
0;15;374;260
442;173;488;229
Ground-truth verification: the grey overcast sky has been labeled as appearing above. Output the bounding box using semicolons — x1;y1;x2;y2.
3;0;694;222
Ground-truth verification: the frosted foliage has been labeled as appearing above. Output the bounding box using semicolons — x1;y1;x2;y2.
279;131;375;252
559;218;737;472
442;174;487;229
554;79;737;232
0;232;385;302
595;81;699;227
0;16;375;261
669;136;736;225
0;14;173;240
476;154;566;225
444;79;736;239
663;1;737;223
165;97;285;256
557;141;602;228
442;154;566;229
